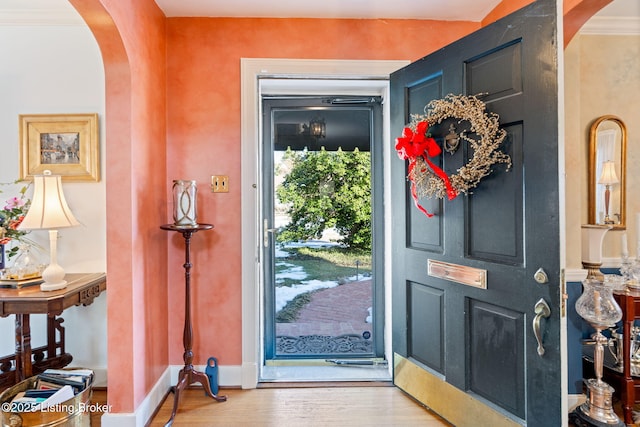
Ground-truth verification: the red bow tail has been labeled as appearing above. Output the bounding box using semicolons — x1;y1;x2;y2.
407;160;434;218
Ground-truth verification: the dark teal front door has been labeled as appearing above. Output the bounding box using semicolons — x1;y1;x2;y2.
391;0;562;425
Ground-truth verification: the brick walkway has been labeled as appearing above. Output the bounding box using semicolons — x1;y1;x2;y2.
276;279;373;338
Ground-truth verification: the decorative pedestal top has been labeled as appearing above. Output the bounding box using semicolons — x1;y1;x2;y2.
160;223;213;232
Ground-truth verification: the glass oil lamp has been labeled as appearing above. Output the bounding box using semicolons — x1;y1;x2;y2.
573;278;625;426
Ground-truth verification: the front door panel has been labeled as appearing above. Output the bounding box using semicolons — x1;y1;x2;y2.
391;1;561;425
469;300;526;418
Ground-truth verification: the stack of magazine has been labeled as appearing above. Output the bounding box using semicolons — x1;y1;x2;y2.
0;276;44;289
8;368;94;412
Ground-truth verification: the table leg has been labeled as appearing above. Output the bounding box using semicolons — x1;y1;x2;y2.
14;314;32;382
621;296;634;426
164;370;188;427
47;315;57;358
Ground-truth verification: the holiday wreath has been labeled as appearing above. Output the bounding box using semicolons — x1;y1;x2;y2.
395;93;511;217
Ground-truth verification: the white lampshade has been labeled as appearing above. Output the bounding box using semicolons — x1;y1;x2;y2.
18;171;79;291
581;224;611;264
19;172;79;230
598;161;619;186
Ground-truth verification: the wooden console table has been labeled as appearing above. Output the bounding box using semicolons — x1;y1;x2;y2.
0;272;106;390
161;224;226;427
610;290;640;426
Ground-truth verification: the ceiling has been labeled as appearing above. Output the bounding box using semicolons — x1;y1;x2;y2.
0;0;638;23
154;0;503;21
154;0;639;21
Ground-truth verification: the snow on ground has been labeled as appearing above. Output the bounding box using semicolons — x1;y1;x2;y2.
282;240;342;249
274;244;365;313
275;247;291;258
275;262;307;283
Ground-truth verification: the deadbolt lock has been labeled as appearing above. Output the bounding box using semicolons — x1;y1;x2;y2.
534;268;549;284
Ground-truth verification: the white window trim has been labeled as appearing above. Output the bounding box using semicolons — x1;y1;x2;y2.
240;58;409;388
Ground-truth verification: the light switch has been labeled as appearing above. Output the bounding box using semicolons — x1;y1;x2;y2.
211;175;229;193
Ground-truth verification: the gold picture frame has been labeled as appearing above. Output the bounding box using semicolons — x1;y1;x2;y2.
19;113;100;182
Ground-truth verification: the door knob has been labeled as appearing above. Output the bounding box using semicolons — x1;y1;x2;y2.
533;298;551;356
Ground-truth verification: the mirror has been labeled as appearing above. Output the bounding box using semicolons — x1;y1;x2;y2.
588;115;627;229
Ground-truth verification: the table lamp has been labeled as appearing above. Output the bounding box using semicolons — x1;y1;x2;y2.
598;160;619;225
18;170;79;291
573;278;624;427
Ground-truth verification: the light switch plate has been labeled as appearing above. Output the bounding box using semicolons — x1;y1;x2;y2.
211;175;229;193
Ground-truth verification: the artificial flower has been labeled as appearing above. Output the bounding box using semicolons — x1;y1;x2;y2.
4;196;26;210
0;184;32;258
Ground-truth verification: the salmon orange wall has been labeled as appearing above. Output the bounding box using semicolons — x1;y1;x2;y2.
164;17;480;367
70;0;610;417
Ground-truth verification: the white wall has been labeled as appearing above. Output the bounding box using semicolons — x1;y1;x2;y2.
0;11;108;384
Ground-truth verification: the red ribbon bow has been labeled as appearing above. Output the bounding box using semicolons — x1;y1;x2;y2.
395;121;457;217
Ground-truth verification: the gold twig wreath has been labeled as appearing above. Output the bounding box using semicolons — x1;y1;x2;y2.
395;94;511;216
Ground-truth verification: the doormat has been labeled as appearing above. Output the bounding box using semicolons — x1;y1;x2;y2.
276;334;372;355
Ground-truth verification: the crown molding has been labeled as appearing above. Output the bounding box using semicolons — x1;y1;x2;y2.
580;16;640;35
0;8;636;33
0;9;84;26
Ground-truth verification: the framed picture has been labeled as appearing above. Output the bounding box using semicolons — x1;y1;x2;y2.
19;113;100;182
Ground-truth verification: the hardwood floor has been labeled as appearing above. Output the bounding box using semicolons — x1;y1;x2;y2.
90;388;108;426
91;385;452;426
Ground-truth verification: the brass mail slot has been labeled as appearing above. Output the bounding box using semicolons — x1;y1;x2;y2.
427;259;487;289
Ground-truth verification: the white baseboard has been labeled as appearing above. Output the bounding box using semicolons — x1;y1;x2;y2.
100;366;171;427
565;268;587;283
100;365;242;427
602;257;622;269
169;364;243;388
568;393;586;412
92;367;108;388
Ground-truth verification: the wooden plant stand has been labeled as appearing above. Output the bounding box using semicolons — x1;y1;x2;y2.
160;224;226;427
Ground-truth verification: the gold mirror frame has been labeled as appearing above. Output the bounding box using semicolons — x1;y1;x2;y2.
588;115;627;229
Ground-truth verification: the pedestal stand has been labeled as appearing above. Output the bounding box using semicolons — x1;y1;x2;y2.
160;224;226;427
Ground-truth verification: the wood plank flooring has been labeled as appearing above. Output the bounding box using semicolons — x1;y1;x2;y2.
92;385;453;426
